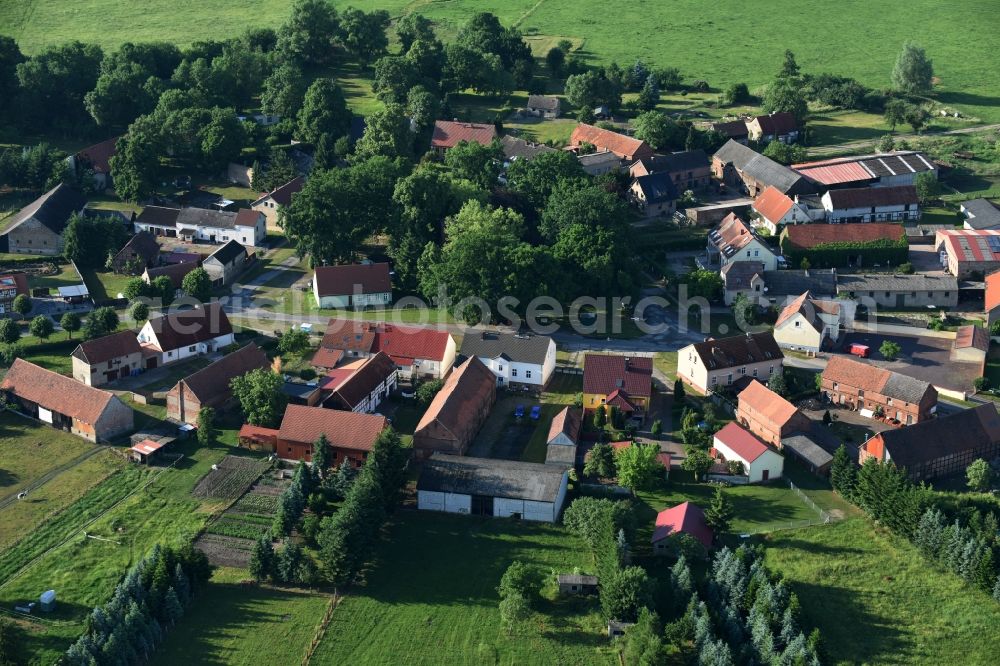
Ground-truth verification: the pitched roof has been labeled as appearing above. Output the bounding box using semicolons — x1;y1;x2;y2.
689;332;784;371
872;403;1000;469
115;231;160;264
206;240;247;266
570;123;651;159
144;261;198;289
781;432;834;469
837;273;957;293
326;351;397;409
714;422;771;463
145;303;233;352
750;112;798;135
234;209;261;230
738;379;800;429
0;273;29;296
577;150;622;168
793;151;936;186
986;270;1000;312
459;331;553;366
311;347;344;369
500;135;556;162
583;354;653;398
823;356;934;404
277;404;387;451
753;186;796;223
415;357;496;439
710;120;749;139
417;453;566;503
635;150;710;175
825;185;918;210
313;263;392;297
175;343;269;402
761;269;838;298
526;95;560;111
253;176;303;207
782;222;904;249
431;121;498;149
546;406;582;445
76;137;120;174
721;261;766;290
651;502;713;547
775;292;824;331
710;213;763;257
72;330;143;365
632;172;679;204
954;325;989;352
321;320;452;365
713;140;812;194
4;184;86;236
961;198;1000;230
1;359;122;425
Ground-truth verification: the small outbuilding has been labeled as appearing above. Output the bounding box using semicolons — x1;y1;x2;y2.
712;422;784;483
557;574;598;595
130;438;169;464
651;502;713;553
417;453;569;523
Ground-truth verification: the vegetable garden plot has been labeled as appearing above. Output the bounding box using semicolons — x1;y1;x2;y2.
191;456;272;500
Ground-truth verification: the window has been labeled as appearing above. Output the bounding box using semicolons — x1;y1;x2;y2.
727;373;733;385
858;389;865;397
511;368;517;377
739;367;746;375
711;376;718;386
769;365;774;375
753;368;758;377
498;365;503;372
885;292;890;298
188;346;196;352
746;250;751;257
943;292;950;297
526;370;532;378
754;250;759;257
833;382;839;390
794;320;801;328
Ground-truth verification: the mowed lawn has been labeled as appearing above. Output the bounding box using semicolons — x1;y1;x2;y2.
310;511;616;666
2;1;1000;121
152;569;331;666
0;411;97;498
764;516;1000;666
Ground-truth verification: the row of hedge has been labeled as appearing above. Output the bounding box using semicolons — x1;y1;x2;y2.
779;236;909;268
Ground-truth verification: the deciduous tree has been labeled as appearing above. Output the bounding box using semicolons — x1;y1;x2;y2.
615;443;662;491
297;79;352;145
197;407;218;446
892;42;934;94
231;368;287;427
181;267;212;302
29;315;53;341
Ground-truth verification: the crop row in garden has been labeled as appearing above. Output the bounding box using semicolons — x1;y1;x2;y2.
206;516;270;541
192;457;272;500
232;493;279;515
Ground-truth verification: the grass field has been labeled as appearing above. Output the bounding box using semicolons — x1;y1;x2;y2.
152;568;331;666
78;267;132;302
310;511;615;665
0;411;96;498
764;516;1000;666
1;2;999;123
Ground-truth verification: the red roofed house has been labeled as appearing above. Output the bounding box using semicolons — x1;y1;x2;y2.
821;185;920;223
821;356;937;425
252;176;304;230
707;213;779;271
322;351;398;414
745;112;799;144
781;223;907;269
736;379;811;448
239;404;388;466
772;291;844;353
986;270;1000;327
69;136;119;191
430;121;498;153
0;272;29;317
137;302;235;368
569;123;654;162
312;263;393;309
318;319;456;380
952;325;989;370
651;502;713;552
935;229;1000;279
582;354;653;420
71;330;144;387
166;343;270;423
1;359;134;442
413;357;496;459
752;185;811;234
712;422;784;483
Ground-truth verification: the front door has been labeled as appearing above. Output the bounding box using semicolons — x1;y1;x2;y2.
762;469;769;481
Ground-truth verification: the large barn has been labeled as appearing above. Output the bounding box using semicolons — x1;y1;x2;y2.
416;454;569;523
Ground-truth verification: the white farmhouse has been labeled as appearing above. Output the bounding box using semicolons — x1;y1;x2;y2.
134;206;266;246
458;331;556;388
752;186;813;234
312;263;393;309
136;303;235;368
821;185;920;223
416;454;569;523
713;422;784;483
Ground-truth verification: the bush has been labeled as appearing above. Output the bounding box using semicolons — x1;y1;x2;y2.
300;368;317;380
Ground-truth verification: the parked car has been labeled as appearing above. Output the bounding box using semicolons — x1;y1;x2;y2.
530;405;541;420
514;404;525;418
848;343;870;358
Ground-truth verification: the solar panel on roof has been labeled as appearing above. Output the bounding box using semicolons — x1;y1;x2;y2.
987;236;1000;253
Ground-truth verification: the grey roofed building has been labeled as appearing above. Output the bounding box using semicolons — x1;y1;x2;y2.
175;207;240;230
417;454;567;503
761;269;838;298
836;273;958;294
711;120;749;140
526;95;560;112
858;152;936;178
3;183;87;236
500;135;556;162
557;574;598;586
459;331;554;366
632;172;679;204
722;261;766;288
640;149;709;174
781;432;834;473
961;198;1000;230
713;140;814;195
881;372;935;405
577;150;623;174
206;239;247;265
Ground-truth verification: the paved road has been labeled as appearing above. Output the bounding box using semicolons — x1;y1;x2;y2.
807;123;1000;157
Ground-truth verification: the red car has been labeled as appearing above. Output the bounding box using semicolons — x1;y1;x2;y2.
848;343;870;358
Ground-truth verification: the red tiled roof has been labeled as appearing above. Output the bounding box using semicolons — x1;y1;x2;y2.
0;273;29;296
76;136;120;174
737;380;800;429
415;357;496;438
239;423;279;445
750;112;798;136
546;406;581;444
710;120;749;139
715;213;758;253
431;121;497;149
326;351;396;409
254;176;303;207
0;359;121;425
72;330;142;365
570;123;651;160
321;319;452;364
938;229;1000;263
145;261;198;289
131;439;166;456
312;347;345;370
753;186;795;223
176;343;269;402
713;422;770;463
583;354;652;399
954;325;989;352
234;209;261;229
794;160;874;186
782;223;904;249
651;502;713;547
313;263;392;297
987;271;1000;312
605;389;638;412
278;404;386;451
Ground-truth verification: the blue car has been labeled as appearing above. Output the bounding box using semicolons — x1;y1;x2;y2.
530;405;541;420
514;404;525;418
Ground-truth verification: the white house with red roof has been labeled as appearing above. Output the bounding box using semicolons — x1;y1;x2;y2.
430;121;498;153
712;422;784;483
318;319;456;380
772;291;846;353
706;213;778;271
651;502;713;552
312;263;393;309
752;186;813;234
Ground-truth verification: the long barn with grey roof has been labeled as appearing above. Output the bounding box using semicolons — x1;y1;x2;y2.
711;140;814;197
417;454;569;522
836;273;958;308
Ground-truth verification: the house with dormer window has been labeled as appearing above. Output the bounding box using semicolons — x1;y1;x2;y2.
677;332;784;394
705;213;778;271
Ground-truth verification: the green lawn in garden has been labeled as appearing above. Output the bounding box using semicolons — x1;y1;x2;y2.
309;511;615;666
0;411;97;499
78;267;133;301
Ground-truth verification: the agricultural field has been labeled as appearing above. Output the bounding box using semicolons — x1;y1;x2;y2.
764;516;1000;666
310;511;615;665
2;1;999;123
151;568;332;666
